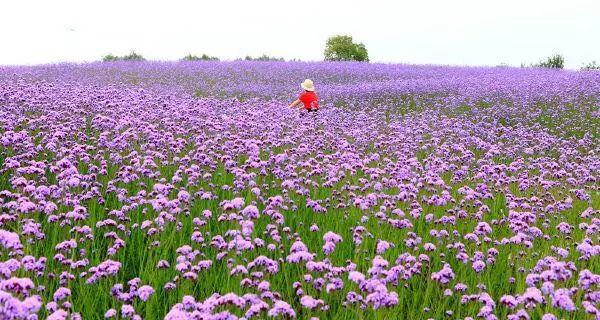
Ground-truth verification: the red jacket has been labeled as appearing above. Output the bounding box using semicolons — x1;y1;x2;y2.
299;91;319;110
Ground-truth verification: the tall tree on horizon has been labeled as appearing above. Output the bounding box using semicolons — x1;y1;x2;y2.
324;35;369;62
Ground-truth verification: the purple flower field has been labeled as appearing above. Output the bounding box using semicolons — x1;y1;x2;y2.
0;61;598;319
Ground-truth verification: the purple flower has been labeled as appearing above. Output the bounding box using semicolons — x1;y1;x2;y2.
551;288;575;311
473;260;486;273
300;295;324;309
104;309;117;318
267;300;296;318
53;287;71;301
431;264;455;285
137;285;155;302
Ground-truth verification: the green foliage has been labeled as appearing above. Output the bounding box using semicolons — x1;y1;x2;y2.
121;51;145;61
581;61;600;71
243;54;284;62
535;54;564;69
324;35;369;62
102;51;145;62
102;54;119;62
182;53;219;61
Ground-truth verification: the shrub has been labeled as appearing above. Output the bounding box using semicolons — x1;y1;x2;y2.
581;61;600;71
324;35;369;62
535;54;564;69
102;51;145;62
121;51;145;61
102;54;119;62
243;54;284;62
183;54;219;61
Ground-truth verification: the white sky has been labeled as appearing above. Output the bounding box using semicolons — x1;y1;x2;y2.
1;0;599;68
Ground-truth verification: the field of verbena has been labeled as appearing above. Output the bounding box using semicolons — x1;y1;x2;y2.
0;62;598;320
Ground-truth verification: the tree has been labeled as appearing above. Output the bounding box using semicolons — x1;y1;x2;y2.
324;35;369;62
536;54;564;69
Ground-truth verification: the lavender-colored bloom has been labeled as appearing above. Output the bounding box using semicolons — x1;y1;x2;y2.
300;295;324;309
472;260;486;273
267;300;296;318
137;285;155;302
52;287;71;302
551;288;575;311
431;264;455;285
104;309;117;318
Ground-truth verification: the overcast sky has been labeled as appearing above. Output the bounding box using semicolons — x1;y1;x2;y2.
1;0;599;68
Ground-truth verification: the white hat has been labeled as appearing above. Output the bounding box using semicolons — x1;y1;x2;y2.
301;79;315;91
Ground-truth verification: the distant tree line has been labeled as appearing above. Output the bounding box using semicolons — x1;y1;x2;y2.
101;46;598;71
101;34;371;63
522;54;599;71
101;52;285;62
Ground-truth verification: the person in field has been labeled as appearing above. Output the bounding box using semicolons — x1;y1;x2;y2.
289;79;319;113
